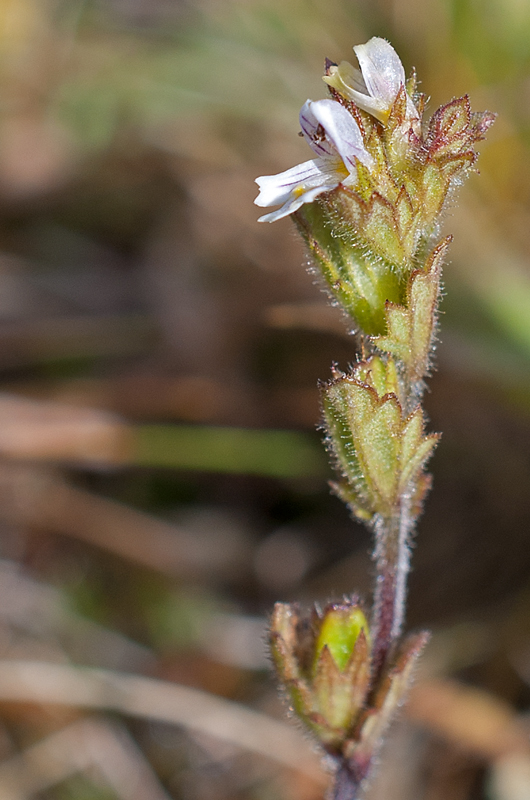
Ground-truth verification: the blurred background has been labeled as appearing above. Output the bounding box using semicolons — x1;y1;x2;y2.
0;0;526;798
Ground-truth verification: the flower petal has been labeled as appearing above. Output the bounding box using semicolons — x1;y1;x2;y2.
323;62;398;124
309;99;374;173
255;157;343;222
324;41;419;126
257;182;337;222
323;61;366;96
255;158;335;207
353;37;405;109
299;100;337;158
255;99;374;222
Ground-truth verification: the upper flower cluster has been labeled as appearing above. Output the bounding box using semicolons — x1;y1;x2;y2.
255;37;413;222
255;36;495;339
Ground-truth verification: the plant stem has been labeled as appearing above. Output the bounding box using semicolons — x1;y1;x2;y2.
370;494;414;678
331;760;366;800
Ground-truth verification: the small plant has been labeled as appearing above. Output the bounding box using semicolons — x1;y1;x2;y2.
255;37;495;799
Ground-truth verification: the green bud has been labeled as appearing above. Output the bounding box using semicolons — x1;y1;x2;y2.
353;354;400;400
417;97;496;232
269;600;429;760
269;599;371;749
314;605;370;672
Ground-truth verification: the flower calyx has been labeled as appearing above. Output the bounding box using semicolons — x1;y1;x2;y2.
321;356;439;523
270;598;428;768
270;599;370;749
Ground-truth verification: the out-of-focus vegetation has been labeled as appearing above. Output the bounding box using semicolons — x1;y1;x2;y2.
0;1;526;798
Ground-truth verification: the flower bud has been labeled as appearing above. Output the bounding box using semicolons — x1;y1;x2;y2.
314;604;370;671
270;598;429;765
270;599;371;749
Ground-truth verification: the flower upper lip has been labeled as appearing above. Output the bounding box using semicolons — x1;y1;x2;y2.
255;98;373;223
323;37;419;126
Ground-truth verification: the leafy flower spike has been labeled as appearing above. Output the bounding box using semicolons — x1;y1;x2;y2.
255;98;373;222
323;37;419;128
259;34;495;800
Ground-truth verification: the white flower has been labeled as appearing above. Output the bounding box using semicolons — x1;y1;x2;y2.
255;99;373;223
323;37;419;127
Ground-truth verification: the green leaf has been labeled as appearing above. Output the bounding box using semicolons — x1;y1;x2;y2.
374;237;451;381
399;409;440;490
294;199;407;336
323;374;402;517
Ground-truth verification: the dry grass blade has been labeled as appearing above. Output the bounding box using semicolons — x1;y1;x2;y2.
0;717;172;800
0;315;156;371
264;302;347;336
407;679;530;759
0;660;325;783
0;560;153;670
0;463;251;579
0;394;130;465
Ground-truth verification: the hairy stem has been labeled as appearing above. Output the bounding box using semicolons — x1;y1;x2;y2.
328;497;415;800
370;493;414;677
331;760;368;800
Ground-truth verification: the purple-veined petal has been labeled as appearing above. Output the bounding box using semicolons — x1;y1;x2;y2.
254;99;375;223
309;99;373;173
299;100;337;158
353;37;405;109
255;156;344;222
257;181;339;222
